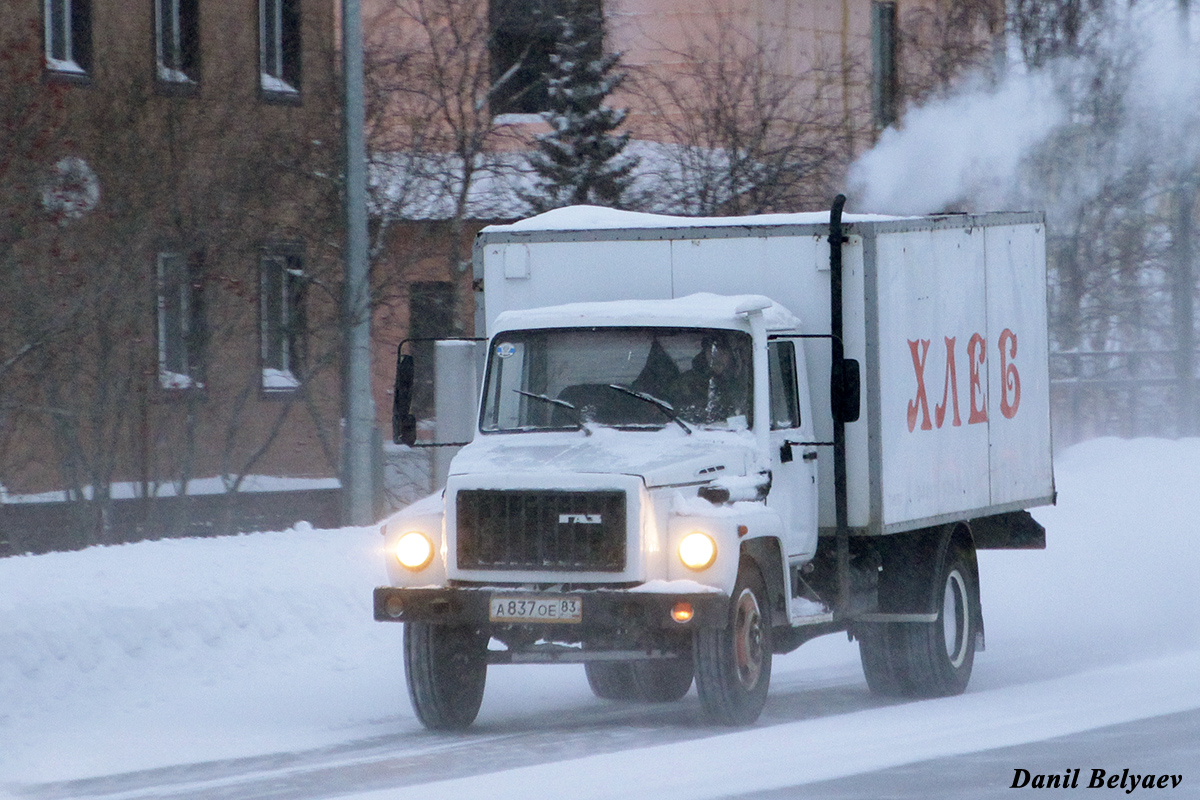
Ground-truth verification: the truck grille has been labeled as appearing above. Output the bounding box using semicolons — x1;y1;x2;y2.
455;489;627;572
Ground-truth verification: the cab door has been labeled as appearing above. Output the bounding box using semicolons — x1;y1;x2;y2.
766;339;819;562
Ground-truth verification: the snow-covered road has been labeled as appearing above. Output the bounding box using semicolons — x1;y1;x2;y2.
2;438;1199;799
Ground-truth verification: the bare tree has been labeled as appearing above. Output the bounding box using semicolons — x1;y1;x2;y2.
365;0;526;274
900;0;1006;102
3;51;343;547
1010;0;1110;68
0;16;75;448
363;0;525;509
627;8;858;215
1004;0;1200;439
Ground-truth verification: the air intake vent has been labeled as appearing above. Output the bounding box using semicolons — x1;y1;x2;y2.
456;489;626;571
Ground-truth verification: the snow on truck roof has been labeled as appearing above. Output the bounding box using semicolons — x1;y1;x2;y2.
492;293;803;334
483;205;908;234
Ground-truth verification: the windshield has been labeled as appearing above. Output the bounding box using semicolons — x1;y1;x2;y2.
480;327;753;433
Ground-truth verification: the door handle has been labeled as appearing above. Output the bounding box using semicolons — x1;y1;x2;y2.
782;441;824;463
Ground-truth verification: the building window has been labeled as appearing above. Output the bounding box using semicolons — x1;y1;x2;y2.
260;253;305;392
157;252;206;390
488;0;601;116
260;0;301;96
156;0;200;84
44;0;92;76
871;1;899;129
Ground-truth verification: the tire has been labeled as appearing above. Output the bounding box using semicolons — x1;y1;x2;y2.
695;561;772;725
404;622;488;730
858;623;907;697
586;658;693;702
585;661;637;700
858;542;978;698
631;657;694;702
910;544;977;696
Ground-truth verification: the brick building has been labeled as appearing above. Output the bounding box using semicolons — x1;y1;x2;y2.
0;0;345;552
0;1;1004;548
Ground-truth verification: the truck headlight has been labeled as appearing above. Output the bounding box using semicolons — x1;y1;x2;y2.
679;531;717;570
395;531;434;570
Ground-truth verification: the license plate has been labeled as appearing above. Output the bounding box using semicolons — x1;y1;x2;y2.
489;594;582;623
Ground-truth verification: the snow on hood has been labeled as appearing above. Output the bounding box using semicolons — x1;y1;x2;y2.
492;292;802;335
450;426;757;488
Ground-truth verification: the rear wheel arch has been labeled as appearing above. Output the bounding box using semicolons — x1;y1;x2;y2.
951;522;985;648
876;523;978;616
858;522;984;698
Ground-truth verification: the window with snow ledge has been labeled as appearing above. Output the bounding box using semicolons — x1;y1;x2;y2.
155;0;199;87
160;370;204;390
44;0;92;79
491;112;547;126
260;252;306;393
260;0;301;99
262;368;301;390
157;251;207;393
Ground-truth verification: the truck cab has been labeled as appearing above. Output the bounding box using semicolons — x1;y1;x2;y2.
377;294;825;728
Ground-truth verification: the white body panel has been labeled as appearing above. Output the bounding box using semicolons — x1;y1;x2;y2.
475;208;1054;536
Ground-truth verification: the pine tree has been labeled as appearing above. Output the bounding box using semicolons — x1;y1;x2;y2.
521;0;638;212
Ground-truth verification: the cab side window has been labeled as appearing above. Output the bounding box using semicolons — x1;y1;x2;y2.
768;341;801;430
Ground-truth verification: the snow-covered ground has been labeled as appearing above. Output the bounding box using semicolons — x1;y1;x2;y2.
2;438;1199;798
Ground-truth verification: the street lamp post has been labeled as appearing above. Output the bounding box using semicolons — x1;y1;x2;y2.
342;0;377;526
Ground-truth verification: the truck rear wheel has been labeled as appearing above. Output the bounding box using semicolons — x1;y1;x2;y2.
584;662;637;700
585;658;693;702
859;541;978;698
404;622;488;730
695;562;772;725
858;624;906;696
632;657;694;702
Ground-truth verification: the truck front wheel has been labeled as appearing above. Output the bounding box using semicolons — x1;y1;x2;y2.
859;542;978;698
695;562;772;725
404;622;488;730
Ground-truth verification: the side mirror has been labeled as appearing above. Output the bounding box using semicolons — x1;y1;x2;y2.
393;350;417;446
831;358;861;424
842;358;861;423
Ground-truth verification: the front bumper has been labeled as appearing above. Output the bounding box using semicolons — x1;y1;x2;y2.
373;586;729;631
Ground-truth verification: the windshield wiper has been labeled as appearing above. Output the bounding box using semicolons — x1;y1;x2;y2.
607;385;692;434
513;389;588;432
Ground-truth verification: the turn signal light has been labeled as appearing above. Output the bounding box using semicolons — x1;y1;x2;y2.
671;602;695;623
395;531;434;570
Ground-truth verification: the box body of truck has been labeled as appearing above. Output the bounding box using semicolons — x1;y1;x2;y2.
376;205;1053;729
474;207;1053;535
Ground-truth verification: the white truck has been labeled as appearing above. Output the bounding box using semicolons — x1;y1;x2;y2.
375;199;1055;730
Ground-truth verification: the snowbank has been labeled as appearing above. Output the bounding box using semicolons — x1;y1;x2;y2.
1;438;1199;792
0;524;403;783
